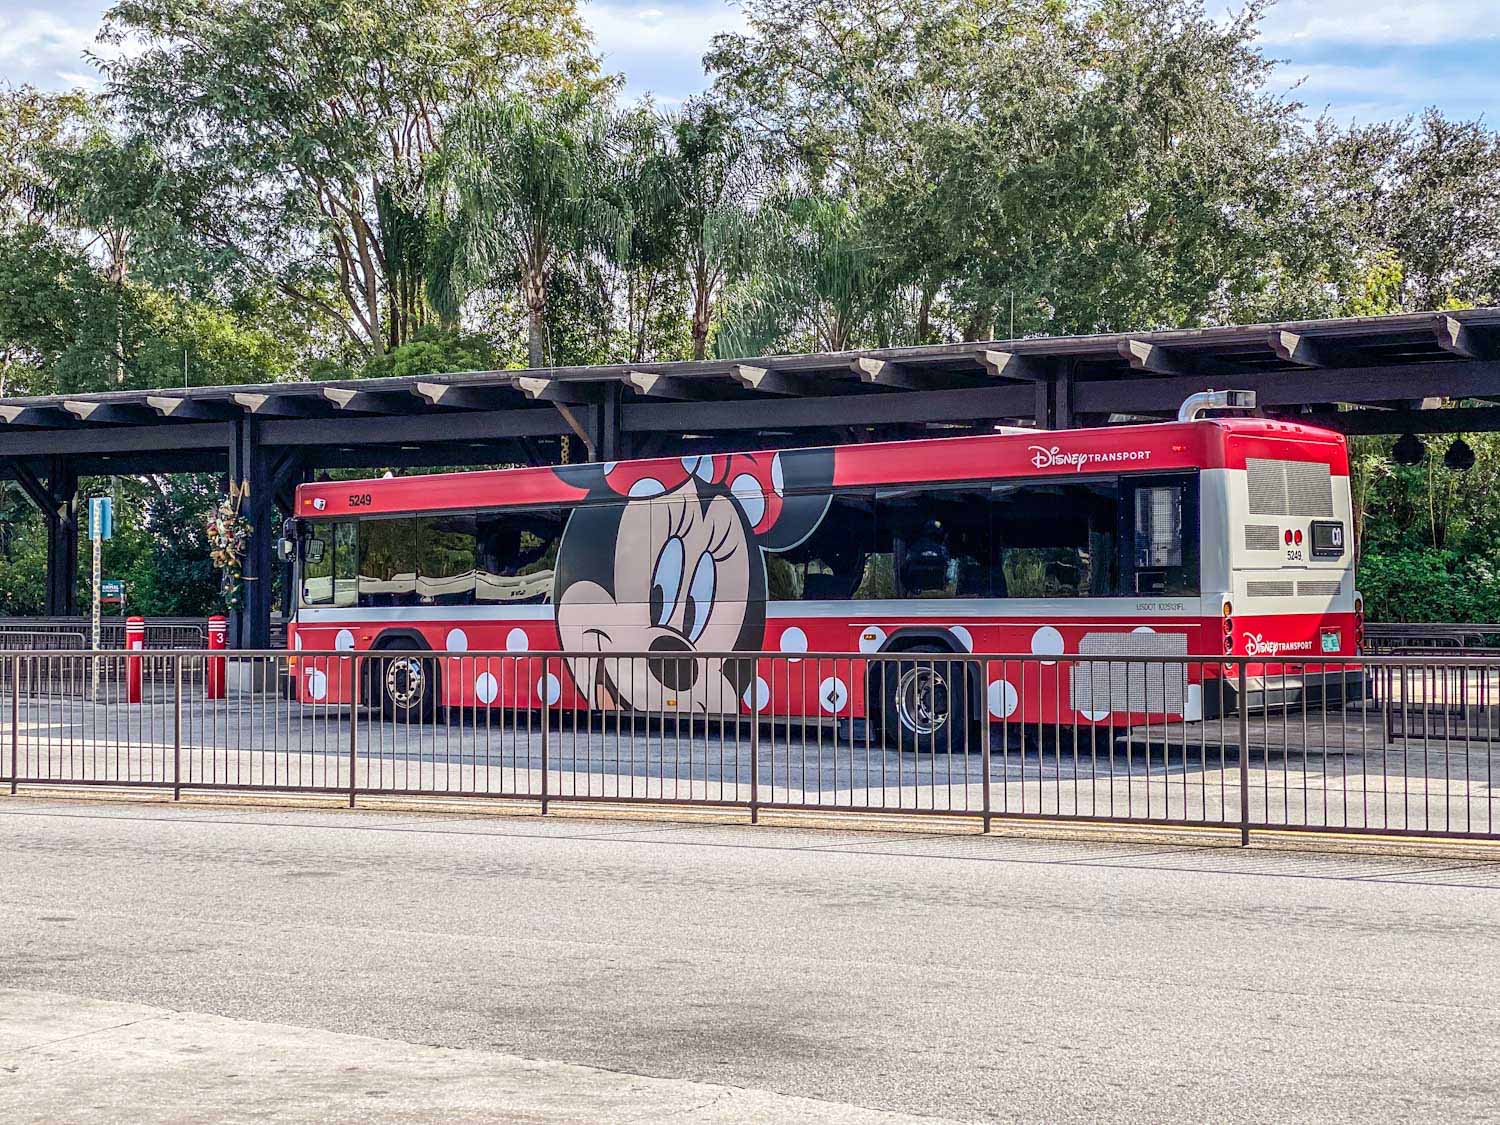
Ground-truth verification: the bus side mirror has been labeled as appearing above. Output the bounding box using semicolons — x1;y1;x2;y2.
305;539;325;564
278;538;295;562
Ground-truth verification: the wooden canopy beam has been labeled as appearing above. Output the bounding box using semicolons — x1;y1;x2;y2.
1118;339;1192;376
232;392;328;418
1268;329;1336;368
515;376;602;405
412;382;513;410
147;396;240;421
978;350;1047;381
1435;314;1499;360
0;404;76;427
322;387;415;413
625;370;715;400
730;364;807;396
853;357;948;389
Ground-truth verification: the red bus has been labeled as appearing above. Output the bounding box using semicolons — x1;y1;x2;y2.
283;391;1360;749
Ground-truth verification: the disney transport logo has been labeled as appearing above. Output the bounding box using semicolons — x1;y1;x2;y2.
1028;445;1153;471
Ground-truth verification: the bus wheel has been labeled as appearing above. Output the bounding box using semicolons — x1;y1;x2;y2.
879;646;973;754
373;641;438;723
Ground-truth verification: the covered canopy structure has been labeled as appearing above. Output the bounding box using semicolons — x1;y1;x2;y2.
3;307;1499;647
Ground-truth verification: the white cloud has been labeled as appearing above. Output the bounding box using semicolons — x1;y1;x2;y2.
584;1;746;63
1255;0;1500;47
0;10;97;66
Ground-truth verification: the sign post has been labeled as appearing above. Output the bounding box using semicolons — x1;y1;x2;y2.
88;497;113;698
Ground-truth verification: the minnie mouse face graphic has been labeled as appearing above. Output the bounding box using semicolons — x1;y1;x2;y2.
552;449;834;714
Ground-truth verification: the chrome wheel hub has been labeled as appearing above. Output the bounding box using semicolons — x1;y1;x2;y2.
895;665;950;736
383;656;426;710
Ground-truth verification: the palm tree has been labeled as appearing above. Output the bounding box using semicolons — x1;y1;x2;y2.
658;99;762;360
716;193;898;357
427;89;621;368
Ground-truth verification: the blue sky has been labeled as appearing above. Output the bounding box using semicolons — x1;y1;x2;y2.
1;1;1495;124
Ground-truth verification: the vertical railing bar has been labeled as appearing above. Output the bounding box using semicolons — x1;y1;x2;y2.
348;654;359;808
750;670;761;824
540;655;551;815
981;656;992;833
1239;661;1250;846
173;654;183;800
9;653;18;795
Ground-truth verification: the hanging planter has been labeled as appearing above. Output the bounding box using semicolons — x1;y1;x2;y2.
206;481;253;613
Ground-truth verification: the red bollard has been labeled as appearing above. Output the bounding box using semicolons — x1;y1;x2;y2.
206;615;227;701
125;616;145;704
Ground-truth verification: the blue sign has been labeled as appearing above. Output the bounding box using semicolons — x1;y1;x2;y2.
89;496;113;541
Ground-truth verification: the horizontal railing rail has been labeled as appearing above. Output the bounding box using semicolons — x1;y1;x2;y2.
1;647;1496;844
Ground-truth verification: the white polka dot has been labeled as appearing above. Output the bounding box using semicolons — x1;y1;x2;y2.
305;669;328;701
505;628;529;652
743;676;771;712
857;626;887;653
445;628;468;652
603;461;618;473
951;626;974;652
818;676;849;714
293;633;304;651
779;626;807;661
731;473;765;526
1131;626;1155;635
770;453;785;496
334;629;355;652
628;476;666;498
537;672;562;706
1080;708;1111;723
1031;626;1065;665
987;679;1019;719
475;672;499;704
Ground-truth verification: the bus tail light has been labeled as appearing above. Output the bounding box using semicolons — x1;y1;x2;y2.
1354;593;1365;650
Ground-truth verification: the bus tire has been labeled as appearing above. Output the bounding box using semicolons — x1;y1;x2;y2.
371;639;439;723
877;645;974;755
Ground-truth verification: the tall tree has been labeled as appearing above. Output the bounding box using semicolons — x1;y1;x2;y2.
708;0;1307;339
716;192;897;356
427;88;623;368
100;0;597;356
658;99;762;360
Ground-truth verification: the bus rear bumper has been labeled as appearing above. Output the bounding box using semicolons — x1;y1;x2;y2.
1201;669;1367;719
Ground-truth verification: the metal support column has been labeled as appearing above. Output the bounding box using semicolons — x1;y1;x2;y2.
1053;364;1075;430
228;417;275;650
590;384;623;463
43;455;78;616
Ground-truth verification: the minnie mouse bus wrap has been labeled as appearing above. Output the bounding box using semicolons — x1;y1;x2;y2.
284;392;1361;749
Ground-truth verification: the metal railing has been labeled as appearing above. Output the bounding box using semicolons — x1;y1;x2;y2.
1;648;1496;844
1363;622;1500;655
0;617;208;651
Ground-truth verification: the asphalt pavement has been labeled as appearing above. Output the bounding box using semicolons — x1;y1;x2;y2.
2;797;1499;1122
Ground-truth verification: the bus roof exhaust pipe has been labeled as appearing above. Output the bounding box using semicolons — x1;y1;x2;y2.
1179;389;1256;422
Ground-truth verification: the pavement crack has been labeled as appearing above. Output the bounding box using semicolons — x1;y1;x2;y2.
0;1012;173;1061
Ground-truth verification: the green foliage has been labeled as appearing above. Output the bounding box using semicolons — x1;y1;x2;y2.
1356;549;1500;625
427;86;623;367
360;326;504;380
716;193;898;355
101;0;599;354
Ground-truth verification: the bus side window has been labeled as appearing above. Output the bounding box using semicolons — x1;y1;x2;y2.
991;482;1118;598
332;521;358;608
475;509;564;604
876;488;993;598
300;524;337;607
772;492;877;601
1122;476;1199;597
